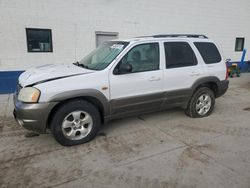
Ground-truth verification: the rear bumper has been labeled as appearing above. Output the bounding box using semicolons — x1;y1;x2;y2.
13;94;57;133
216;80;229;98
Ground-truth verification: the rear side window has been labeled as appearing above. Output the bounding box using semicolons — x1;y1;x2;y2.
164;42;197;69
194;42;222;64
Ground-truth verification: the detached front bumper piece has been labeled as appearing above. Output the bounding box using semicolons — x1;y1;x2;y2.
13;95;57;133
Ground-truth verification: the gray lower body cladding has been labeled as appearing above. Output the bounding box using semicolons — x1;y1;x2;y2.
13;95;58;133
13;79;229;133
107;89;191;120
216;80;229;98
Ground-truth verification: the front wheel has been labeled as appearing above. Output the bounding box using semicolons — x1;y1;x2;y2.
51;100;101;146
185;87;215;118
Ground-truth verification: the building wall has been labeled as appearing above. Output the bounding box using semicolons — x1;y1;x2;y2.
0;0;249;92
1;0;250;71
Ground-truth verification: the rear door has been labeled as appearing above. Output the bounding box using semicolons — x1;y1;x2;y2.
162;41;205;106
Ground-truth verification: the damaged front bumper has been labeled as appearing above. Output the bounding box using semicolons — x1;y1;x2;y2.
13;94;57;133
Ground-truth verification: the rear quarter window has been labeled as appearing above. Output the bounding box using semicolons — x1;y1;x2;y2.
194;42;222;64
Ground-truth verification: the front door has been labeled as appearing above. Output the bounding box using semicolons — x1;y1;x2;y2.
109;42;164;117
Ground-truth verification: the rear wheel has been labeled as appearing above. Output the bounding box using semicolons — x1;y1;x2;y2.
185;87;215;118
51;100;101;146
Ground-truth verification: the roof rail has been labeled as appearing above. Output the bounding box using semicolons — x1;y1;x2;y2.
152;34;208;39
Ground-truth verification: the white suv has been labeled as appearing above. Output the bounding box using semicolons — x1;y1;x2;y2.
14;34;229;146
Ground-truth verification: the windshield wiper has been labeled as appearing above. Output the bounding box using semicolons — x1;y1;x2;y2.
79;64;89;69
73;61;89;69
73;61;80;66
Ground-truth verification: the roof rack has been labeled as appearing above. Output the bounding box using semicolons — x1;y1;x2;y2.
152;34;208;39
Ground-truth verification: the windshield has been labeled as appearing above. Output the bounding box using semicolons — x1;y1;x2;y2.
78;41;129;70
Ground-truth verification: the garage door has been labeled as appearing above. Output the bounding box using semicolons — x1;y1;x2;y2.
96;31;118;47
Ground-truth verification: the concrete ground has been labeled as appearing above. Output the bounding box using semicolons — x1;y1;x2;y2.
0;94;14;118
0;74;250;188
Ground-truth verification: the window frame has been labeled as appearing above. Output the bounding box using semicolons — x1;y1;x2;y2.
113;42;160;75
164;41;198;69
235;37;245;52
26;28;53;53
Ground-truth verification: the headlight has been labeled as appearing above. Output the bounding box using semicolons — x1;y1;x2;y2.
18;87;40;103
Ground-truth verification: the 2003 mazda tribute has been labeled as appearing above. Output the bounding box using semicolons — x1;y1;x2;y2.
14;34;229;146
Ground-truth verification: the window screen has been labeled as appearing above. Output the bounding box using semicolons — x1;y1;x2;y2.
164;42;197;68
194;42;221;64
235;38;244;52
26;28;53;52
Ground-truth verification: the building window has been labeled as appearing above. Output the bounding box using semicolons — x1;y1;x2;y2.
26;28;53;52
235;37;244;52
95;31;118;47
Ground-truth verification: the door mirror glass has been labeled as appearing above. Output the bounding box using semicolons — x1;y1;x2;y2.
116;63;132;74
114;63;133;75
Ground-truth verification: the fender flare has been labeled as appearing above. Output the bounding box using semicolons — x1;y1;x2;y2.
48;89;110;116
191;76;220;93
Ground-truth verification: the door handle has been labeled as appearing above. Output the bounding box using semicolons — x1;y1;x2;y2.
148;76;161;81
190;72;201;76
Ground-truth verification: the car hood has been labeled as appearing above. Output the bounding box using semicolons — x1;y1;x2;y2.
19;64;94;87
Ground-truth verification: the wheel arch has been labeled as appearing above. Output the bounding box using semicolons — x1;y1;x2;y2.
46;89;110;129
191;76;220;97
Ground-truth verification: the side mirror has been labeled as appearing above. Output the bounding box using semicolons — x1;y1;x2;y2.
117;63;132;74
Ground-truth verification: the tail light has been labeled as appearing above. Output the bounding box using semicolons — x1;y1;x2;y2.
225;59;229;80
225;63;229;80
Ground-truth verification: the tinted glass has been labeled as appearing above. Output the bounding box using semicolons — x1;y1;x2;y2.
164;42;197;68
118;43;159;73
26;28;52;52
194;42;222;64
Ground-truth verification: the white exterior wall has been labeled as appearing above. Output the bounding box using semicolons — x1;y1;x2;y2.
0;0;249;71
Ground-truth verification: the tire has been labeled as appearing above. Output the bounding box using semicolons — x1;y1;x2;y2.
51;100;101;146
185;87;215;118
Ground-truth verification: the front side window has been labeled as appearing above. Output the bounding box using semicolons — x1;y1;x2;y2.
117;43;160;73
164;42;197;69
78;41;128;70
26;28;53;52
194;42;222;64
